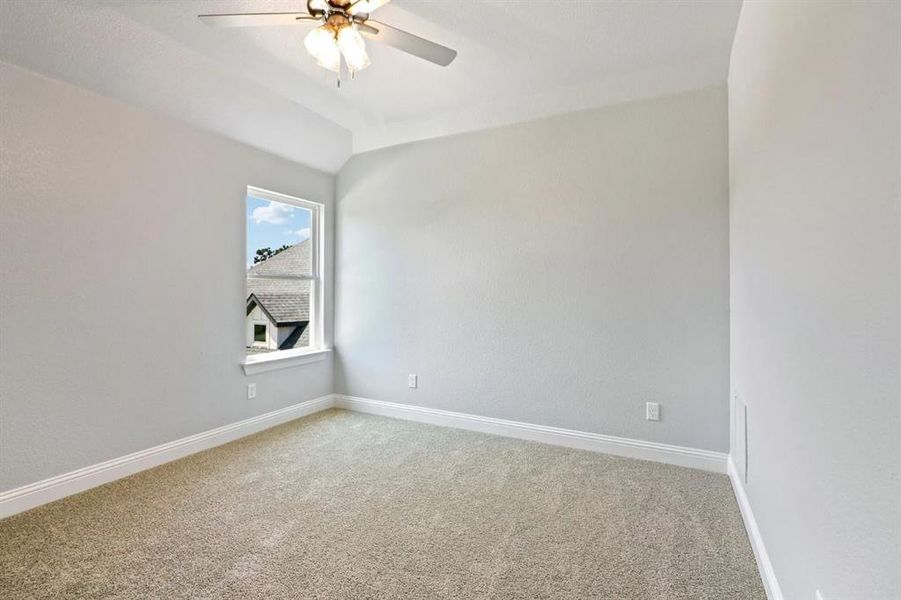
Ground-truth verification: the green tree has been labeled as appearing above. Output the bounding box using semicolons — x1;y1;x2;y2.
253;244;291;264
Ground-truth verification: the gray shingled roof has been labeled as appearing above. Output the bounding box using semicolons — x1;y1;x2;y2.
246;241;312;326
247;292;309;324
247;239;312;278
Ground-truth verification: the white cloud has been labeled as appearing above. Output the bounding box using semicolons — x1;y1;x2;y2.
295;228;311;241
251;201;294;225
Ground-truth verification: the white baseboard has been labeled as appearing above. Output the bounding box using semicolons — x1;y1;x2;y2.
0;395;336;520
1;393;731;521
728;456;783;600
334;395;728;474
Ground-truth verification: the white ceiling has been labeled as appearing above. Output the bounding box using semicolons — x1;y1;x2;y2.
0;0;741;173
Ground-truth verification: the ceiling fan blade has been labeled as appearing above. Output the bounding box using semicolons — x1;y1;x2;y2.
363;21;457;67
198;13;318;28
355;22;379;35
347;0;392;16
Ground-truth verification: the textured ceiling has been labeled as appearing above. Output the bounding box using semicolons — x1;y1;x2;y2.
0;0;741;172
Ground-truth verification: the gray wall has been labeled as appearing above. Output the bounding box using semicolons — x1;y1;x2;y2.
0;61;335;492
729;2;900;598
336;87;730;452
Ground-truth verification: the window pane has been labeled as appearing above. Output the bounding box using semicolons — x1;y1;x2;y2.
246;190;316;357
246;195;313;278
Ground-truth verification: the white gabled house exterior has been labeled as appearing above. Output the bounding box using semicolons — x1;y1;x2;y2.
245;293;309;352
246;299;278;351
245;241;312;353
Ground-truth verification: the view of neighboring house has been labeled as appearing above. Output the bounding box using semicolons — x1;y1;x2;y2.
246;240;311;353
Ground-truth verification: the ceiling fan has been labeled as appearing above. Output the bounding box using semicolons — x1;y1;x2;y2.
199;0;457;85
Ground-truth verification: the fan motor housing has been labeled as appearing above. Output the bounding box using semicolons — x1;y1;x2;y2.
308;1;368;20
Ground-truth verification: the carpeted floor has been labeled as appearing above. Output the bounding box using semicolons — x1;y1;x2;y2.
0;409;765;599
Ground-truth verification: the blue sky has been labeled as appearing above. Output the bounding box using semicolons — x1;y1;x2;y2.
246;195;311;266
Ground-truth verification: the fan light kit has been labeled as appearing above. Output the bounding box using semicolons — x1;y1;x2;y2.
199;0;457;87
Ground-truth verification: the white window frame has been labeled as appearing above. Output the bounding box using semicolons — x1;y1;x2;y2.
242;186;330;375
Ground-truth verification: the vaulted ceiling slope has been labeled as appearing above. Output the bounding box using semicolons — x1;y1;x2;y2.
0;0;741;173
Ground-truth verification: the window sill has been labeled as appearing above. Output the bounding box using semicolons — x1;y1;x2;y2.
242;347;332;376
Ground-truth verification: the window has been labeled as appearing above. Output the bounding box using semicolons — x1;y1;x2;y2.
245;186;323;359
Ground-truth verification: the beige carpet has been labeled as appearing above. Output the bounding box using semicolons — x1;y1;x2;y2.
0;409;765;599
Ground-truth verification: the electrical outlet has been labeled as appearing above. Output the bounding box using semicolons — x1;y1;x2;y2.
247;383;257;399
408;374;417;389
646;402;660;421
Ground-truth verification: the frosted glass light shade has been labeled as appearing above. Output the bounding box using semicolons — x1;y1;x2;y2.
337;25;370;73
304;26;340;72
